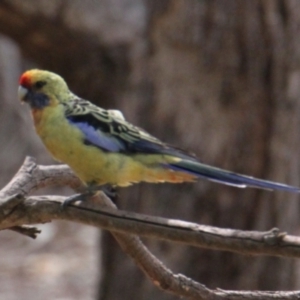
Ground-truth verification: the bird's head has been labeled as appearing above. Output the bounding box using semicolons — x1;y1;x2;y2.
18;69;71;109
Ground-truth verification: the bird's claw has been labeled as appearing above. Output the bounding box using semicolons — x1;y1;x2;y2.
62;185;118;207
101;185;118;202
87;184;118;202
61;191;93;208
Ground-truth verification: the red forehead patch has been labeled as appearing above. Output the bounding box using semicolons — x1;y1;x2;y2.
19;72;32;88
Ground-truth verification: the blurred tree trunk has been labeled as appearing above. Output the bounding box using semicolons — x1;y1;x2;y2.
1;1;300;299
99;1;300;299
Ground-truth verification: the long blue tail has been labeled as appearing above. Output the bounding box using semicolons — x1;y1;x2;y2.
168;159;300;193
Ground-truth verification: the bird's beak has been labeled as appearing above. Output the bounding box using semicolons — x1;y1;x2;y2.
18;85;29;102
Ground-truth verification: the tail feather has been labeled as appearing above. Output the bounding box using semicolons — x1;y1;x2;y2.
167;159;300;193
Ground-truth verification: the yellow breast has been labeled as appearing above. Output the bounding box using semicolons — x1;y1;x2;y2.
31;105;196;187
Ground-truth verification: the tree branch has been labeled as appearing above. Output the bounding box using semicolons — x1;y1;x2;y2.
3;195;300;259
1;157;300;299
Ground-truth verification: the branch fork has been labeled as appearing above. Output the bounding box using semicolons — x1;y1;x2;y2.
1;157;300;299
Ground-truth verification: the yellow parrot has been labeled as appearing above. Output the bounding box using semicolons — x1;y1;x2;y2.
18;69;300;205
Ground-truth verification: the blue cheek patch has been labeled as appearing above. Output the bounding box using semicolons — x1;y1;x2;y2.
27;92;50;109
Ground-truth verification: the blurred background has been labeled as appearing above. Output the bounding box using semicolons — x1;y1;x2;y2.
1;0;300;299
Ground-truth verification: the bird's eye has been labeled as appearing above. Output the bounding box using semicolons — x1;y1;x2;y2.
34;81;46;89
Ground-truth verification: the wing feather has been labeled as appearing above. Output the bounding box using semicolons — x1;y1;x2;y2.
63;97;195;158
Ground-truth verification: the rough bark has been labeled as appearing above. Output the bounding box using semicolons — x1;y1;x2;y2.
0;0;300;299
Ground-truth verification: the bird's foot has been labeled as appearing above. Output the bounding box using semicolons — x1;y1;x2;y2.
62;185;118;207
101;185;118;203
62;191;94;208
85;184;118;201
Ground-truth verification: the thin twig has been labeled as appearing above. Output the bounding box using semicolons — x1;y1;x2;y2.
9;225;41;239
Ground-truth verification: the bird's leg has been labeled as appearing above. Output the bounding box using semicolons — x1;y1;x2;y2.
62;190;95;207
62;184;118;207
86;184;118;203
100;185;118;202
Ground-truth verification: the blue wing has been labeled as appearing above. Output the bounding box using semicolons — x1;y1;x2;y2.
68;119;126;152
66;114;193;158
